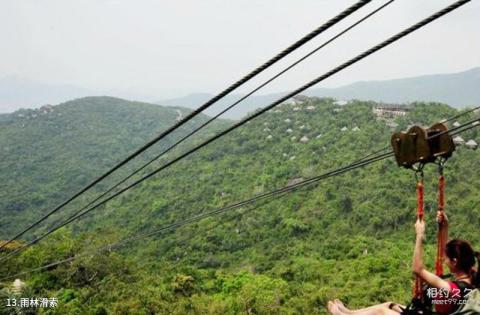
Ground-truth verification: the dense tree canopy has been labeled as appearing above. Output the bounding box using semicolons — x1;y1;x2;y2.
1;96;478;314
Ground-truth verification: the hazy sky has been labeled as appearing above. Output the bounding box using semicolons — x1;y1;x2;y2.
1;0;479;100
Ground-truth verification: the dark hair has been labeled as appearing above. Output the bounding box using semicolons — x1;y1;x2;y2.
445;239;479;287
474;251;480;288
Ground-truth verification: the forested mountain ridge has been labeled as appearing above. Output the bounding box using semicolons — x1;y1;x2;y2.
0;96;479;314
0;96;231;237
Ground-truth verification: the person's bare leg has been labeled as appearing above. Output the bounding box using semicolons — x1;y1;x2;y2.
334;299;353;314
327;301;343;315
328;301;401;315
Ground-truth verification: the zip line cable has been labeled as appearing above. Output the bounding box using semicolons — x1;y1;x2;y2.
157;201;281;272
48;0;396;245
2;121;478;280
442;105;480;124
0;151;393;264
4;115;478;271
129;201;270;274
0;0;470;261
358;105;480;161
0;150;393;281
0;0;372;251
449;119;480;136
43;0;472;227
428;117;480;139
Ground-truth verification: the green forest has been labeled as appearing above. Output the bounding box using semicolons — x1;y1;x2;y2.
0;96;479;314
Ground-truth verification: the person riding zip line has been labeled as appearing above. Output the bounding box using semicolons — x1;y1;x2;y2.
327;211;480;315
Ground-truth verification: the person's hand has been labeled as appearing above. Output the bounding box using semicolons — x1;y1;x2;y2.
436;211;448;225
415;219;425;237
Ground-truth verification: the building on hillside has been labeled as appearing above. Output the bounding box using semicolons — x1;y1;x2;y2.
334;100;348;106
373;104;409;118
12;279;26;294
284;95;309;106
300;136;309;143
292;95;309;104
465;139;478;150
453;136;465;146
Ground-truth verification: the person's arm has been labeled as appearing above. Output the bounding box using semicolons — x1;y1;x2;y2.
437;211;449;257
412;219;450;290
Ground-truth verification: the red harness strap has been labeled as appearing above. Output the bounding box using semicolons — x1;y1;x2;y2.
414;179;424;298
436;174;446;276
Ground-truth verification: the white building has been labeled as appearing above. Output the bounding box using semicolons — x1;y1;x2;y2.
453;136;465;146
465;139;478;150
373;105;409;118
334;100;348;106
12;279;26;294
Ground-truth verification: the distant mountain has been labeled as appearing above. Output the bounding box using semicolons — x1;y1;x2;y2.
157;67;480;119
3;67;479;118
0;76;157;113
306;67;480;107
0;76;99;113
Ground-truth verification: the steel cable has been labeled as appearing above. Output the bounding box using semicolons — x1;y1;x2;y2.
2;120;478;280
0;0;372;251
0;0;471;262
50;0;396;245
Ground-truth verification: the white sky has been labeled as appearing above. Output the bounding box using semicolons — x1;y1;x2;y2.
1;0;479;100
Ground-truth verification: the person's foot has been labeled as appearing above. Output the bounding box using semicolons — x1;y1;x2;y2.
327;301;342;315
334;299;351;313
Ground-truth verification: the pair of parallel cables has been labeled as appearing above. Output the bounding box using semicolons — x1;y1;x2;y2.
2;117;478;281
0;0;388;251
0;0;474;268
0;0;377;250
